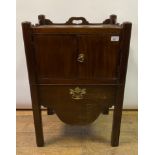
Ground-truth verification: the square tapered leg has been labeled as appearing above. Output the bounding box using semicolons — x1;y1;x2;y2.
32;106;44;147
111;105;122;147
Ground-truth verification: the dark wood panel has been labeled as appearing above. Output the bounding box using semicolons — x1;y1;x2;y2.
36;78;119;84
33;34;121;84
32;25;122;35
33;35;78;80
38;85;116;125
78;35;121;79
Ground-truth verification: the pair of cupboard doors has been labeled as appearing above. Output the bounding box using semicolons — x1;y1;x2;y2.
34;33;120;83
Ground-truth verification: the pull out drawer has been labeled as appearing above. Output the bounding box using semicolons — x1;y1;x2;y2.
38;85;116;125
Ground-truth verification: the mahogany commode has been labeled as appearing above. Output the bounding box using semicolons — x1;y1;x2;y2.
22;14;132;147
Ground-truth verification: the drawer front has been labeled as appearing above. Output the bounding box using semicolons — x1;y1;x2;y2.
38;85;116;125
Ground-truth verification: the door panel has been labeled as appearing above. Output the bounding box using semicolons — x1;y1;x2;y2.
33;35;78;80
77;35;120;80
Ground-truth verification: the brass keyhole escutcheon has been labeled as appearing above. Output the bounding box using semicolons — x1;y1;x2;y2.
77;54;85;63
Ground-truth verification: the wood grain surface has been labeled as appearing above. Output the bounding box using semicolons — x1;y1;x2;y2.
16;110;137;155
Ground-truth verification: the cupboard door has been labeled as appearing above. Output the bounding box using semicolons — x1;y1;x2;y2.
77;35;121;80
33;35;78;82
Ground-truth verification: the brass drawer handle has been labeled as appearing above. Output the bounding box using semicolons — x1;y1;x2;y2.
69;87;86;100
77;54;85;63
